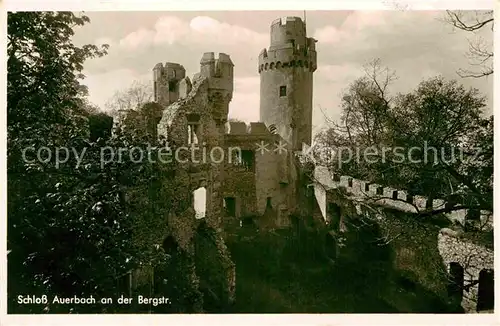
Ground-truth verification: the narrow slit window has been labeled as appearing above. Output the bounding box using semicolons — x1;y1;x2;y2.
187;114;200;144
279;86;287;97
224;197;236;217
169;80;177;92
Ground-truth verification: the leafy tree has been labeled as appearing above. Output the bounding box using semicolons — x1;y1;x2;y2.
314;59;493;218
7;12;234;314
7;12;108;139
112;101;163;143
6;11;199;313
308;61;492;312
88;112;114;142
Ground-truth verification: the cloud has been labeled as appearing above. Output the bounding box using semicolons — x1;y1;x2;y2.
113;15;267;51
313;11;391;45
188;16;268;46
78;11;492;125
82;15;267;108
309;10;492;127
312;11;448;64
81;68;150;110
119;28;155;50
84;14;268;80
153;16;189;45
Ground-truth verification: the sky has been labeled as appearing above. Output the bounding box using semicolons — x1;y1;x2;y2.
73;10;493;134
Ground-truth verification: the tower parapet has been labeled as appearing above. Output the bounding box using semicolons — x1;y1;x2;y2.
153;62;186;107
258;17;317;73
259;17;317;151
200;52;234;89
199;52;234;123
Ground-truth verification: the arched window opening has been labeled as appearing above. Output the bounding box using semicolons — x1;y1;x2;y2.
193;184;207;219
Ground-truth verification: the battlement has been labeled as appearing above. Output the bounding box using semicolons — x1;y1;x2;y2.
269;16;307;48
225;121;274;136
152;61;186;106
259;16;317;73
313;166;493;229
270;17;306;44
200;52;234;79
271;16;303;26
200;52;233;64
258;44;317;73
153;62;186;80
259;57;316;73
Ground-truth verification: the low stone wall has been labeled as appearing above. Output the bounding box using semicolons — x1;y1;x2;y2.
313;166;492;229
313;165;494;313
437;228;494;313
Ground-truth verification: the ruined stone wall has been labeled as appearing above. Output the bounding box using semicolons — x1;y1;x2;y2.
153;62;186;107
200;52;234;122
222;131;258;220
313;166;493;230
313;165;494;313
150;54;237;309
158;76;224;228
222;121;298;228
438;228;494;313
194;220;236;311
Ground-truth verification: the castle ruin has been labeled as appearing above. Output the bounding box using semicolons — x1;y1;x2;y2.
119;16;494;313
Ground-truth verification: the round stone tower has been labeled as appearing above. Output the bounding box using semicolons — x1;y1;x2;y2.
258;16;317;151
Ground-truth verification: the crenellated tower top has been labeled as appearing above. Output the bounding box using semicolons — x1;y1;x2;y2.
199;52;234;123
258;16;317;73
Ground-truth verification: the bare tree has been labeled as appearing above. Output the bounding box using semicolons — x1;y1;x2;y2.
105;80;153;117
442;10;494;78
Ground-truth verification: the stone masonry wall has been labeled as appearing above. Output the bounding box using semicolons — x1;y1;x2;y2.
223;121;298;228
313;165;494;313
438;228;494;313
313;166;493;230
153;53;237;309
